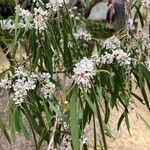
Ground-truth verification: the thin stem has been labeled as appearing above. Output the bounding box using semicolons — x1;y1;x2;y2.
47;115;58;150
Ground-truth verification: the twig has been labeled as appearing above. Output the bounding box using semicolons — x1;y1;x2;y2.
47;115;58;150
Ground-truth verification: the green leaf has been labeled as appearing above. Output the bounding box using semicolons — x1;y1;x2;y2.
19;113;30;140
94;93;108;150
134;5;144;27
0;116;11;144
43;101;52;127
117;112;125;131
70;87;80;150
131;92;144;104
124;111;131;135
10;106;18;140
84;92;97;117
138;113;150;129
48;101;68;123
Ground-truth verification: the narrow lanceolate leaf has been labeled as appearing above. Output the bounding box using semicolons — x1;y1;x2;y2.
94;94;108;150
137;64;150;110
117;112;125;131
0;116;11;144
134;5;144;27
19;112;30;140
10;106;19;140
70;87;80;150
138;113;150;129
140;64;150;92
84;92;97;117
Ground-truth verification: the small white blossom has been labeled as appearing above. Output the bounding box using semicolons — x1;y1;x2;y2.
127;18;135;31
12;66;37;105
113;49;131;66
135;30;150;49
0;79;12;89
73;27;92;41
41;82;55;99
101;49;131;66
59;135;72;150
39;72;55;99
72;57;96;89
91;54;101;65
63;122;70;130
101;52;114;64
142;0;150;8
15;66;28;77
80;135;88;144
46;0;63;12
33;7;48;32
103;36;121;50
15;5;33;29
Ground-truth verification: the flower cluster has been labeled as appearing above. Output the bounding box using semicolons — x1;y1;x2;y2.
142;0;150;8
12;67;37;105
59;134;72;150
73;27;92;41
101;49;131;66
15;5;49;31
0;79;12;89
103;35;121;50
46;0;63;12
0;19;15;30
72;57;96;89
101;52;114;64
33;7;48;32
15;5;33;29
91;54;101;65
0;66;55;104
136;31;150;49
80;135;88;145
39;73;55;99
68;9;80;20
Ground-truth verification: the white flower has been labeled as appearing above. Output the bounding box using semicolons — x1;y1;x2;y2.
0;79;12;89
15;66;28;77
127;18;135;31
142;0;150;8
73;27;92;41
63;122;70;130
59;135;72;150
113;49;131;66
80;135;88;144
103;36;121;50
12;66;37;105
136;31;150;49
33;7;48;32
101;52;114;64
39;72;55;99
100;49;131;66
15;5;33;29
72;57;96;89
91;54;101;64
41;82;55;99
46;0;63;12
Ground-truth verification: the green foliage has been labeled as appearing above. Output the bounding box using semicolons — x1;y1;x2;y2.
0;0;150;150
